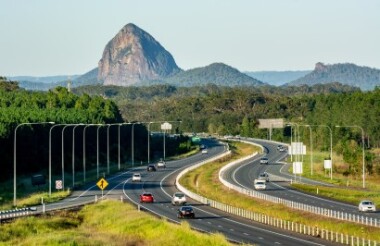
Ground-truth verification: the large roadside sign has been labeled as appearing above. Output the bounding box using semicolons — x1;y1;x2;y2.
258;119;284;129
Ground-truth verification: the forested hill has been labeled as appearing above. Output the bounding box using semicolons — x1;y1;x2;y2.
245;70;311;86
287;62;380;90
139;63;264;87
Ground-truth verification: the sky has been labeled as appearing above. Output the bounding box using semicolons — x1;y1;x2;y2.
1;0;379;76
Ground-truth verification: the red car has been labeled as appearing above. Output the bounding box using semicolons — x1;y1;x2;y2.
140;192;154;203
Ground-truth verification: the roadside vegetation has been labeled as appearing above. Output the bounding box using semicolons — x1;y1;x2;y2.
0;200;231;246
180;141;380;241
289;150;380;206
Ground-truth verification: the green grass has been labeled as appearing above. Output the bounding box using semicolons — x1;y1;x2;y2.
289;150;380;205
179;141;380;241
0;200;232;246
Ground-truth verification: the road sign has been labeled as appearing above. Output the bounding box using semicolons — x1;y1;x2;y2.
55;180;62;190
96;178;108;190
258;119;284;129
161;122;172;130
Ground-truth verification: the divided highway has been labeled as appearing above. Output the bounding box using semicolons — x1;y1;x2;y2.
223;138;380;221
10;138;343;245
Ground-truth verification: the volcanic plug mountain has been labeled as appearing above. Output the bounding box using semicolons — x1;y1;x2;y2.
98;23;181;86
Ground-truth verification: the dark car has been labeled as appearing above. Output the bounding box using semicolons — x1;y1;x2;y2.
147;164;157;172
177;206;195;219
140;192;154;203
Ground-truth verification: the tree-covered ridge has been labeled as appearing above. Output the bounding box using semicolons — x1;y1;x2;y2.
288;63;380;91
0;77;122;137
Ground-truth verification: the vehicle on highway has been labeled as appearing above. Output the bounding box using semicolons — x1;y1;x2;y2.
276;145;286;152
147;164;157;172
177;206;195;219
358;200;376;212
260;157;269;164
258;172;269;182
157;160;166;168
132;173;141;182
140;192;154;203
201;148;208;154
172;192;187;205
254;179;266;190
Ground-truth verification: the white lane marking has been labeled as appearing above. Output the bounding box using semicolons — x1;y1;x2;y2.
68;169;136;201
158;162;326;246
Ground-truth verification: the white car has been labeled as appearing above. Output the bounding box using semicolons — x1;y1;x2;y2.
260;157;269;164
358;200;376;212
132;173;141;182
201;148;208;154
254;179;266;190
157;160;166;168
172;192;187;205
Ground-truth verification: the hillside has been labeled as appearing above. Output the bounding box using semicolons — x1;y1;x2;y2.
245;70;310;86
140;63;264;87
287;62;380;90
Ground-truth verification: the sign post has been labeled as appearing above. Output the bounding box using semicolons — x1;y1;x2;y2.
96;178;109;198
258;119;284;140
161;122;172;160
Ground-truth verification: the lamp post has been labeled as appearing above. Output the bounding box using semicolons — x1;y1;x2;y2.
317;125;333;180
61;124;76;190
299;124;313;175
49;123;68;196
14;122;54;206
83;124;99;183
131;122;140;167
72;124;83;187
336;125;366;188
96;124;105;178
117;123;132;170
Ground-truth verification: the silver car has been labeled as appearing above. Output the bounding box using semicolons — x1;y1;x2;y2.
172;192;187;205
358;200;376;212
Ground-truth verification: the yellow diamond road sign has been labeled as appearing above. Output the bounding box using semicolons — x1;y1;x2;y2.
97;178;108;190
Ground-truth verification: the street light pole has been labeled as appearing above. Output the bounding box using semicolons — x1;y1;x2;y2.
299;124;313;175
131;123;140;167
49;124;67;196
62;124;76;190
336;125;366;188
13;122;54;206
96;125;104;178
72;124;83;188
83;124;98;183
318;125;333;180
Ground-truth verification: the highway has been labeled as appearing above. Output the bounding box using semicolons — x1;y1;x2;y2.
223;138;380;220
10;138;342;245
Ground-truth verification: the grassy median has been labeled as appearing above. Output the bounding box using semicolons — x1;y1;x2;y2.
0;200;231;246
179;141;380;241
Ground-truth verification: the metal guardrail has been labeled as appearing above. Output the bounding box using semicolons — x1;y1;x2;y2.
220;139;380;228
176;140;379;246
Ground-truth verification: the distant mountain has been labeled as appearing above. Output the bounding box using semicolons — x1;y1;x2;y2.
98;23;181;86
7;75;79;91
245;70;311;86
73;68;101;87
287;62;380;90
8;75;79;83
141;63;264;87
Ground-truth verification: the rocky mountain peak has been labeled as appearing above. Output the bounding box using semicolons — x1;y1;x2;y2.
98;23;181;86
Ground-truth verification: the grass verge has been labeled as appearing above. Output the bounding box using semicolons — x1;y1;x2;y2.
0;200;232;246
179;141;380;241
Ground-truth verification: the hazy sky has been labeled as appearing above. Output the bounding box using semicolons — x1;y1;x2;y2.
1;0;379;76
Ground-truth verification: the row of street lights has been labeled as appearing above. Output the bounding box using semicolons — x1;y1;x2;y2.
287;123;366;188
13;120;181;206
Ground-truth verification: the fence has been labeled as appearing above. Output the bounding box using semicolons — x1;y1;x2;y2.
176;141;378;246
